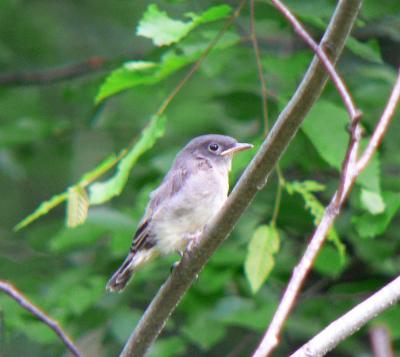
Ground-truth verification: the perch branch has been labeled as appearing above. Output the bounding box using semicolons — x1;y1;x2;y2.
0;280;82;357
120;0;362;356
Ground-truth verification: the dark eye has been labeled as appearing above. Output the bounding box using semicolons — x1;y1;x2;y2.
209;143;219;152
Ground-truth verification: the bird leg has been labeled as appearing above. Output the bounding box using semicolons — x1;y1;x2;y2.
184;230;203;253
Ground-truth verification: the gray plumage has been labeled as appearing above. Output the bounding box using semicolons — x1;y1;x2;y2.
106;134;252;292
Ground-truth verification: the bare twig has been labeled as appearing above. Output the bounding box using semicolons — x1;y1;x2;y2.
249;0;269;131
369;325;395;357
290;277;400;357
0;56;112;86
0;280;82;357
268;0;362;122
356;70;400;174
253;70;400;357
156;1;246;117
120;0;361;355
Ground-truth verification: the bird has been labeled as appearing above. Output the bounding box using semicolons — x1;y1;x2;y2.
106;134;253;292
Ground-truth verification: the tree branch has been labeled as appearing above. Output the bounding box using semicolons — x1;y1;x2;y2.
268;0;362;121
290;276;400;357
369;325;395;357
0;280;82;357
120;0;362;355
253;70;400;357
0;57;113;86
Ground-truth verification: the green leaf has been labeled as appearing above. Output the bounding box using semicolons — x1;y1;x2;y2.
314;245;347;277
353;191;400;238
96;53;194;102
49;223;105;252
360;188;385;214
137;4;231;47
301;100;381;192
14;192;68;231
346;37;382;64
285;180;346;261
137;5;193;46
14;153;122;231
149;337;187;357
245;225;280;293
181;312;226;349
66;186;89;228
89;115;167;204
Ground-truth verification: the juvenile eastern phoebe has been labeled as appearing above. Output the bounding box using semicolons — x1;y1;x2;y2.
106;134;253;292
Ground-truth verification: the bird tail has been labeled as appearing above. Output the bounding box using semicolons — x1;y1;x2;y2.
106;249;157;292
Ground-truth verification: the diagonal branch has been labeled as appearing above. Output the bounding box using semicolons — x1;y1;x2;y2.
253;70;400;357
268;0;362;122
291;275;400;357
120;0;362;356
0;280;82;357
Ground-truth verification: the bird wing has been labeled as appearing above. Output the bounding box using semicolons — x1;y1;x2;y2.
130;166;190;253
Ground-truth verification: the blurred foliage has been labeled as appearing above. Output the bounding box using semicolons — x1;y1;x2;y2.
1;1;400;356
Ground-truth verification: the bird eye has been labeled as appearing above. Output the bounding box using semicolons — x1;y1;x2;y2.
209;143;219;152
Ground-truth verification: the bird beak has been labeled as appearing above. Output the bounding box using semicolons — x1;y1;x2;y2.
220;142;254;156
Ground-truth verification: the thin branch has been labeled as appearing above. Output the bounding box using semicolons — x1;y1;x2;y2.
356;70;400;174
249;0;269;132
156;1;246;117
268;0;362;122
249;0;285;225
120;0;362;355
0;56;112;86
271;166;285;225
253;70;400;357
369;325;395;357
290;276;400;357
0;280;82;357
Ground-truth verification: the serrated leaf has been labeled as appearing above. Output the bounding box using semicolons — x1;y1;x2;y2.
14;192;68;231
353;191;400;238
245;225;280;293
14;153;122;231
66;186;89;228
137;4;231;47
285;180;346;261
89;115;167;204
96;52;194;102
360;188;385;214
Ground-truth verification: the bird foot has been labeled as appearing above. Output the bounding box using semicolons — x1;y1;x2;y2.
184;230;202;253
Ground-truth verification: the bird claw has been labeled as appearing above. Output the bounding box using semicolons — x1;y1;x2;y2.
170;260;180;273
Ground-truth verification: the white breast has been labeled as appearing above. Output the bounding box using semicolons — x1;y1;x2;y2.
151;166;229;254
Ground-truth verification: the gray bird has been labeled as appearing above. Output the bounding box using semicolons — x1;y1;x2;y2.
106;134;253;292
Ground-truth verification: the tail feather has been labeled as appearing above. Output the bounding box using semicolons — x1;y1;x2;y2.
106;253;135;292
106;249;158;292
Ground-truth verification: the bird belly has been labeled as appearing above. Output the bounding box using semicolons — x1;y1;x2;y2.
151;171;228;254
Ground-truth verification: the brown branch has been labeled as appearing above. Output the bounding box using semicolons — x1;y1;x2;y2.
291;276;400;357
0;57;112;86
356;70;400;174
0;280;82;357
253;70;400;357
249;0;269;132
120;0;362;355
370;325;395;357
268;0;362;122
